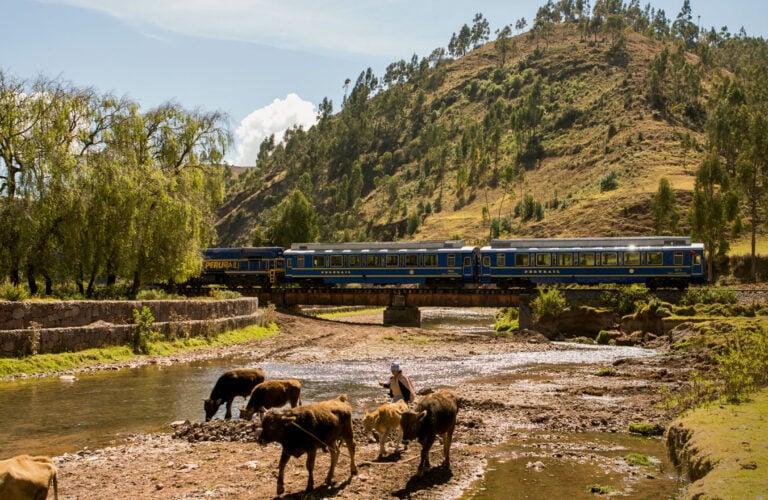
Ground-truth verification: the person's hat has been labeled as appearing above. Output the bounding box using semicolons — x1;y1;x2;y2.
390;363;401;372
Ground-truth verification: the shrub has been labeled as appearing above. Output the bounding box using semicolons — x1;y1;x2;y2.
595;330;612;345
599;170;619;192
716;323;768;402
0;282;29;301
600;284;650;316
532;287;567;322
131;306;160;354
494;307;519;333
596;367;617;376
136;288;178;301
209;288;242;300
680;288;738;306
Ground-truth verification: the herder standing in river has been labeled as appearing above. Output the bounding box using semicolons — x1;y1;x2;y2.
380;362;416;404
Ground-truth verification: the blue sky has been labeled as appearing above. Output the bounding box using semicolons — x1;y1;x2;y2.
2;1;766;165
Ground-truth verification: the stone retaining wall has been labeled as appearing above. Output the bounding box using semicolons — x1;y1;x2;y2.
0;298;262;357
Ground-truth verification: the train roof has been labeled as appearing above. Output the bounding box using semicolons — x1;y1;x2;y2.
487;237;695;250
289;241;468;251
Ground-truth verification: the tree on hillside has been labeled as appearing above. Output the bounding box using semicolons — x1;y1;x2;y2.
471;13;491;49
495;25;514;67
267;189;319;248
735;109;768;282
672;0;698;49
690;151;740;281
650;177;680;235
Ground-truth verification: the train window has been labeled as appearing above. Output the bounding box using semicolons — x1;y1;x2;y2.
674;252;684;265
424;254;437;266
496;253;505;267
367;255;379;267
579;253;595;266
515;253;529;266
386;254;399;267
483;256;491;267
558;253;572;266
601;252;617;265
647;252;663;265
624;252;640;265
330;255;343;267
693;254;702;264
297;256;304;268
348;255;361;267
404;254;418;267
464;256;471;266
312;255;325;267
536;253;550;266
447;255;456;267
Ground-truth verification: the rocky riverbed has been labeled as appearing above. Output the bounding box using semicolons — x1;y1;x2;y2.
48;310;694;499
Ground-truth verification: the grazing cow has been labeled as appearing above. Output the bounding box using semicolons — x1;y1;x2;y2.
399;390;459;476
0;454;58;500
257;394;358;496
203;368;265;421
239;379;302;421
362;399;408;458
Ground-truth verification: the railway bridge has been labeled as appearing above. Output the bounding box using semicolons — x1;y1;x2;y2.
255;287;526;326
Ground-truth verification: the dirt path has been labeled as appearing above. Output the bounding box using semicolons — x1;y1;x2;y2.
51;311;690;499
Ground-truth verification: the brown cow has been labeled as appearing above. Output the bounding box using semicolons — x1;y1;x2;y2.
0;454;58;500
399;390;458;476
239;379;302;421
362;399;408;458
203;367;265;421
256;394;357;496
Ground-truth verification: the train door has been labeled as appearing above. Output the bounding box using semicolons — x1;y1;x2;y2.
691;249;704;280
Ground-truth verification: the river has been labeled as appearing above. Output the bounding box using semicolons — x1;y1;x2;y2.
0;308;682;498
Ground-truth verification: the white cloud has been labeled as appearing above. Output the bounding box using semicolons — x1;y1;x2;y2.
234;93;316;166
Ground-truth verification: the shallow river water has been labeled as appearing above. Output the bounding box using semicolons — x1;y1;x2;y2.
0;308;681;498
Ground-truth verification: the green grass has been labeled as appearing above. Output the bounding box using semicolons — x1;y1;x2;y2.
623;453;653;467
315;307;384;319
674;388;768;499
0;324;278;379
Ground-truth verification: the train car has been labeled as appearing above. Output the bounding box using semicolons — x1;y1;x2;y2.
199;247;285;288
479;237;705;290
284;241;479;287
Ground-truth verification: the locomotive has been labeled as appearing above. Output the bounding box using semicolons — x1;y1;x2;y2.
194;236;705;291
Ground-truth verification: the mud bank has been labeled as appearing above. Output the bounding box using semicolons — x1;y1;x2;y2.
665;388;768;499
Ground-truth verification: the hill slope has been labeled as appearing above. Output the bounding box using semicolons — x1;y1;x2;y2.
216;23;716;246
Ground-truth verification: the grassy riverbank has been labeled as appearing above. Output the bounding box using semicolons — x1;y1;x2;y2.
668;388;768;499
0;323;278;379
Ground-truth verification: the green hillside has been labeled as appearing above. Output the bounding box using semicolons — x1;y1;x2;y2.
216;4;767;274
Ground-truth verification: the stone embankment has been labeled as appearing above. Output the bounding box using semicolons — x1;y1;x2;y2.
0;298;262;357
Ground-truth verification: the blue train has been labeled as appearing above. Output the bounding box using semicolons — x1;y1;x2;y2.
196;236;705;291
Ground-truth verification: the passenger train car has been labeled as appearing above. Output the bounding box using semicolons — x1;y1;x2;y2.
195;237;705;290
479;237;705;290
284;241;479;286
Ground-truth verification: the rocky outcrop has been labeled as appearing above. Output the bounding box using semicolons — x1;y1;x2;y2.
531;306;617;340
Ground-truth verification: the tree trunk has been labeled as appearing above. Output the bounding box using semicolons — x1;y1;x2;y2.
26;264;38;295
44;274;53;296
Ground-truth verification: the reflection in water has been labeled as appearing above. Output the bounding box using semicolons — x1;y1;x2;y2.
464;432;684;500
0;309;657;461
